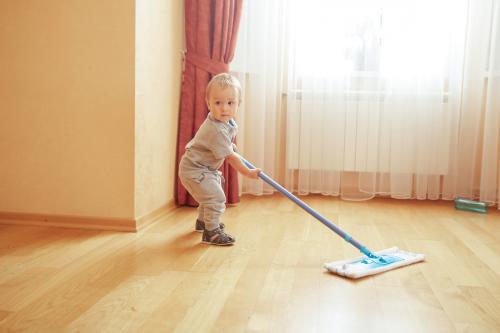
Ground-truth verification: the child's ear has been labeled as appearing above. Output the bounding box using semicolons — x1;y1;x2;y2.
205;98;210;109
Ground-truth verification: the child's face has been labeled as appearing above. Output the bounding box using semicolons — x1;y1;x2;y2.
206;85;239;123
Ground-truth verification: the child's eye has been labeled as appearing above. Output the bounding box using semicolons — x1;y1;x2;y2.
215;101;221;105
228;101;233;105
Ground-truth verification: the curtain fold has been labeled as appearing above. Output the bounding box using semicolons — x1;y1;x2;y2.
176;0;243;206
231;0;500;208
479;0;500;204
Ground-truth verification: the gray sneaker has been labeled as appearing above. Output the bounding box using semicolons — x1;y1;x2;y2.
195;219;225;233
202;227;235;246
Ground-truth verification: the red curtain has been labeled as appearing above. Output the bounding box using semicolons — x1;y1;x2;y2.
175;0;244;206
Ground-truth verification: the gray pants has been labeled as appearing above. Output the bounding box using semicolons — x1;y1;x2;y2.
179;171;226;231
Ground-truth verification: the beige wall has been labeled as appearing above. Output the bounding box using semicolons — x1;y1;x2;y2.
135;0;182;219
0;0;182;222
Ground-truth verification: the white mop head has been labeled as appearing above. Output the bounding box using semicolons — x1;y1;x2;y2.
323;247;425;279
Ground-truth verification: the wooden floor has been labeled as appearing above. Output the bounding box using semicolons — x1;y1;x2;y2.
1;195;500;333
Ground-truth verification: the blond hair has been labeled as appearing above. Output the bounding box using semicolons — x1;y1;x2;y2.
205;73;242;102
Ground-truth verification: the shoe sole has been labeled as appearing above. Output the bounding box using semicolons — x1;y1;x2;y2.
201;240;235;246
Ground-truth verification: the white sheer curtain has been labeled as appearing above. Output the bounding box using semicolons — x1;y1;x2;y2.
232;0;500;208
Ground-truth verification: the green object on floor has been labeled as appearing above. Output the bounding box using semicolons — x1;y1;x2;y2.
454;198;488;213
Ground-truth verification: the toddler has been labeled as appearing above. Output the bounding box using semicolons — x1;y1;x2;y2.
179;73;261;245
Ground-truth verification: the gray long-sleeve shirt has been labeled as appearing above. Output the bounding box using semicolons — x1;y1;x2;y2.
179;113;238;179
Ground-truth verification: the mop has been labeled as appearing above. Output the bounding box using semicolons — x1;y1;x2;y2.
240;157;425;279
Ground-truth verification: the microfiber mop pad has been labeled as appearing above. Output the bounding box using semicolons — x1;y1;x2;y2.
323;247;425;279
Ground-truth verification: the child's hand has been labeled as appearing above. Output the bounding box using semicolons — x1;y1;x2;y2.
247;168;261;179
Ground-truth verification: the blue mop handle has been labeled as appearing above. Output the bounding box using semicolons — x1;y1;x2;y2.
242;157;376;258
